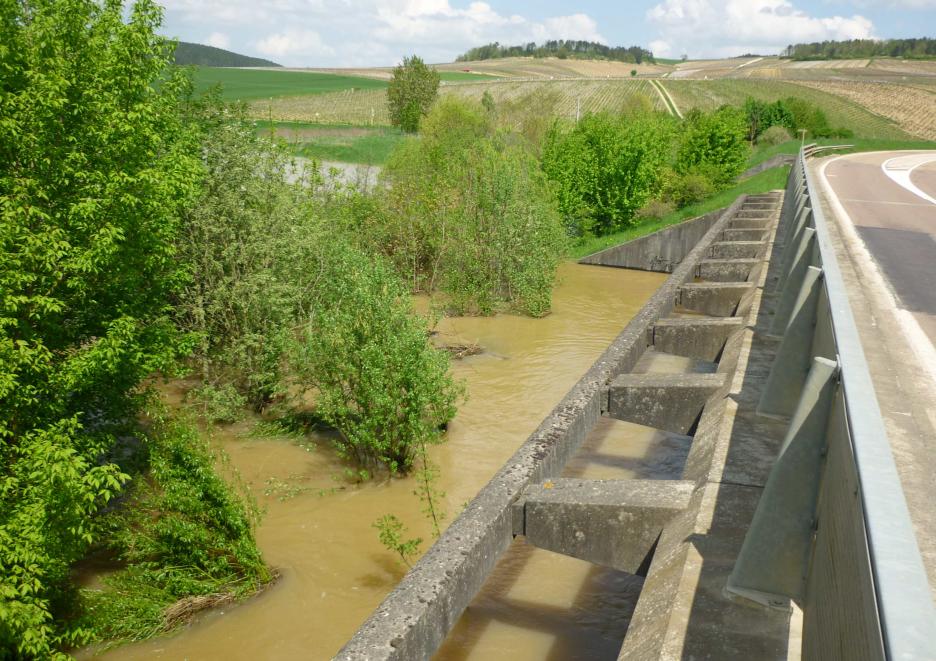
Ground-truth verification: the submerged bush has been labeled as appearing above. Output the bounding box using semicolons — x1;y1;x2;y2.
81;415;269;643
379;97;567;316
176;101;322;410
288;243;460;474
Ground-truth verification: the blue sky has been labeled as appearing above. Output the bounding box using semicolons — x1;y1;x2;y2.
158;0;936;67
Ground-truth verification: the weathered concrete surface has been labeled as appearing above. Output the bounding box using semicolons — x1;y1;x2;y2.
723;228;768;242
652;317;745;362
618;190;797;660
709;241;768;260
607;372;727;435
698;258;761;282
579;207;727;273
512;478;694;573
335;194;749;661
730;216;773;230
678;282;754;317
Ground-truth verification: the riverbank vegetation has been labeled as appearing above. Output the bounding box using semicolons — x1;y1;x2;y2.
7;1;929;657
0;1;272;655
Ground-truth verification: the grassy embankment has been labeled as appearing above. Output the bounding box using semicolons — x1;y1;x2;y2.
571;134;936;260
569;165;790;260
746;137;936;169
196;68;489;165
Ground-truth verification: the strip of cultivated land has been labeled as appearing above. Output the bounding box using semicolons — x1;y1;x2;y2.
790;80;936;140
662;79;911;139
191;67;387;100
247;76;916;140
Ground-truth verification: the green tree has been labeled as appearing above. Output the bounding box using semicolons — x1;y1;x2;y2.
387;55;441;133
542;112;675;236
0;0;201;654
675;106;749;188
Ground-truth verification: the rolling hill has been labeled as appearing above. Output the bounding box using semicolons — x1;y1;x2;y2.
173;41;281;68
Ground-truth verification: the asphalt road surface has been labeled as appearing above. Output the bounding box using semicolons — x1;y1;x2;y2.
819;151;936;346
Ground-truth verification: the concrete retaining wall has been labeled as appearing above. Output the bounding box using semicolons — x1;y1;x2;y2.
578;208;727;273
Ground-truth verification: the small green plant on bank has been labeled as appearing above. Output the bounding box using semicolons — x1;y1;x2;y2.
374;435;447;568
373;515;422;569
414;453;446;538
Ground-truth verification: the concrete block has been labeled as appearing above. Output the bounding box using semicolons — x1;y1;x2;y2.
678;282;753;317
698;258;760;282
769;228;817;335
722;228;768;242
652;316;745;362
709;241;767;260
729;216;772;230
607;372;726;435
758;266;824;418
512;478;694;573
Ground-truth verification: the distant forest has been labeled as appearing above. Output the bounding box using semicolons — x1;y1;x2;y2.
456;40;655;65
173;41;281;68
783;37;936;60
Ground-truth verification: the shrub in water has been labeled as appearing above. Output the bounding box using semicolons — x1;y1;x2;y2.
288;242;461;474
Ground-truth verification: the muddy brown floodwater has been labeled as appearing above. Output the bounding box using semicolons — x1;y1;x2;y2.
96;262;668;661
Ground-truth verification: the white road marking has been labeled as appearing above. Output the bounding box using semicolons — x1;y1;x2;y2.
882;153;936;206
819;155;936;383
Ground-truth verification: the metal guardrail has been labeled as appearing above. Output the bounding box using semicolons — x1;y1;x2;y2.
728;149;936;659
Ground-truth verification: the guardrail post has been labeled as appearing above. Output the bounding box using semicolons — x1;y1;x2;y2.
728;356;839;608
774;206;814;292
759;266;824;417
778;191;808;248
770;228;817;335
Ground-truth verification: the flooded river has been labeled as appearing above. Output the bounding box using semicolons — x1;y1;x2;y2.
97;262;668;660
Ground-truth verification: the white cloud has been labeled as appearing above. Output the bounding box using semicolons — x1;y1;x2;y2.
160;0;606;66
646;0;875;58
205;31;230;49
650;39;673;57
255;29;336;59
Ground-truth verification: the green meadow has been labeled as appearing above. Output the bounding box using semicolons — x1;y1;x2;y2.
192;67;387;100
